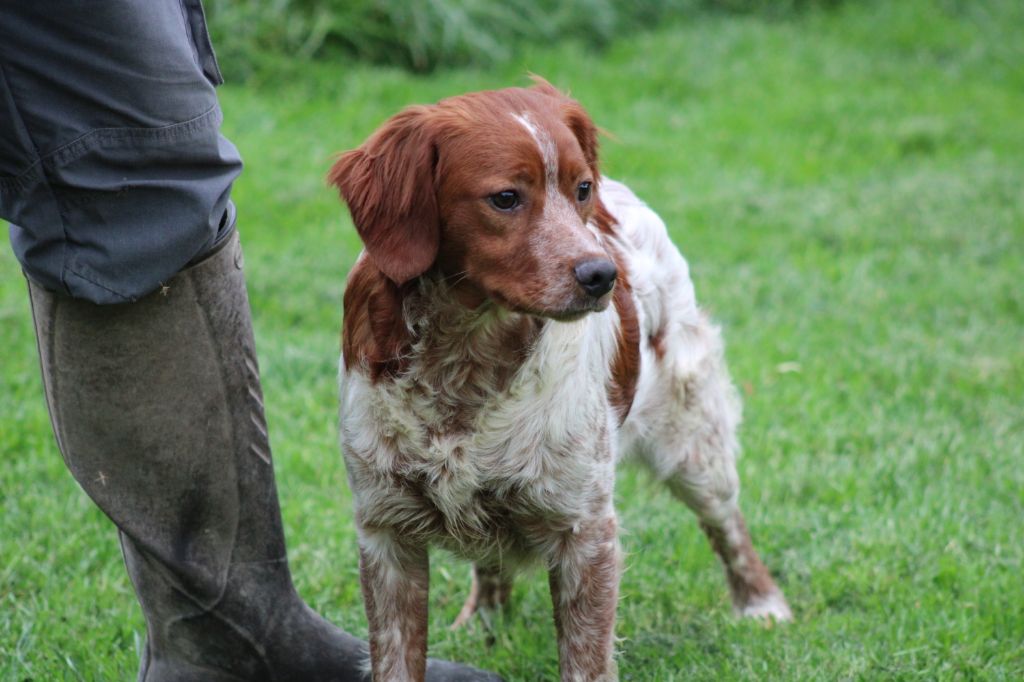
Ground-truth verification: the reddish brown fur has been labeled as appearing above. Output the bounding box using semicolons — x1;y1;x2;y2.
429;87;605;318
596;201;642;423
329;107;441;286
341;259;412;379
609;275;640;424
332;80;637;395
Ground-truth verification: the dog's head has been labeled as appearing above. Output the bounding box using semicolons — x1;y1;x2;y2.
329;79;616;320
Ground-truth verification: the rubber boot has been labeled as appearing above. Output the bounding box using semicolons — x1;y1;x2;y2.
27;231;500;682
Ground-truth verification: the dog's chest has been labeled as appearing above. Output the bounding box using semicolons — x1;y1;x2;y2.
340;313;619;555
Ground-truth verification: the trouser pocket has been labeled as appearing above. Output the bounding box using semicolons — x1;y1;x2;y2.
181;0;224;86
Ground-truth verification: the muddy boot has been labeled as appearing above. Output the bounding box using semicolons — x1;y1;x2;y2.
27;230;500;682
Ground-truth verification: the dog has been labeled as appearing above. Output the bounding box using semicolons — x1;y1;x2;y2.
329;79;791;682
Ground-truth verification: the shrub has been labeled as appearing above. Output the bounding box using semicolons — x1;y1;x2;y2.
203;0;846;79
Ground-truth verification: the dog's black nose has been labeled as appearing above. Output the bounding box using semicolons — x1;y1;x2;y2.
574;259;617;299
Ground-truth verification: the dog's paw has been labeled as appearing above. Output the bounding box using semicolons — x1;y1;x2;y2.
737;591;793;623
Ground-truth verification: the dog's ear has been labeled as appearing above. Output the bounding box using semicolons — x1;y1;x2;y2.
528;74;562;99
328;106;440;285
529;76;600;177
562;99;600;178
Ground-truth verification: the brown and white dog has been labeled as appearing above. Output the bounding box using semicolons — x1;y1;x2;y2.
329;79;791;682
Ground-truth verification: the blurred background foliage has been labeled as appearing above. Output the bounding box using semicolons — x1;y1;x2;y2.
204;0;845;78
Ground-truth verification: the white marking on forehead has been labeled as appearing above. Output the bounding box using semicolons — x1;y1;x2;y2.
513;112;600;257
512;112;558;186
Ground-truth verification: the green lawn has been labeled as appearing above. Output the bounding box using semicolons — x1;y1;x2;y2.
2;1;1023;679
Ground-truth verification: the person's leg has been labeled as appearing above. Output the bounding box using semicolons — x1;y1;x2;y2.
0;0;240;303
1;3;498;679
27;231;374;681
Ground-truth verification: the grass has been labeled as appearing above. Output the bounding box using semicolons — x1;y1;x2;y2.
2;0;1023;679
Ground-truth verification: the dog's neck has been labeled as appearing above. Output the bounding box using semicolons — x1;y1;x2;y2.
404;273;544;373
395;273;544;432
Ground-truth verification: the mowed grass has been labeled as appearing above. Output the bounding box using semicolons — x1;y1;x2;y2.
2;1;1023;679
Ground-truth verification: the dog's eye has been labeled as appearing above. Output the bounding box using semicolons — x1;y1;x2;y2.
577;181;593;202
489;190;520;211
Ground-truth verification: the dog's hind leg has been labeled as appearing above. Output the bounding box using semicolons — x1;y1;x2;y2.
451;563;515;630
633;317;791;621
694;505;791;620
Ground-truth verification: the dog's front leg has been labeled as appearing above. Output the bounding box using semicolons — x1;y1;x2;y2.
548;515;622;682
358;531;430;682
